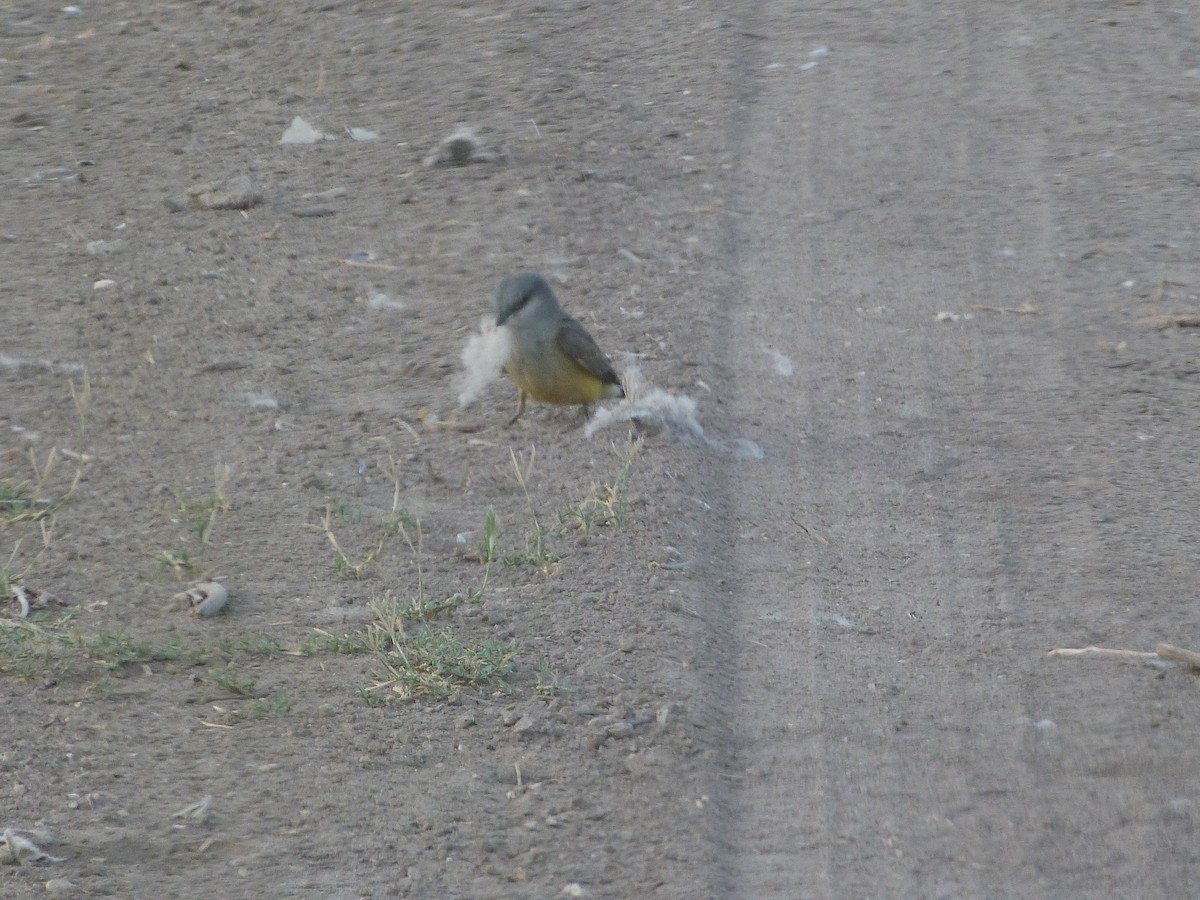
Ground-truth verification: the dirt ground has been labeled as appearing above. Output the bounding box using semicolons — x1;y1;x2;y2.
3;1;1200;898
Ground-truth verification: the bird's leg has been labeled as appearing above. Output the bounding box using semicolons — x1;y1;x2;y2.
507;390;527;426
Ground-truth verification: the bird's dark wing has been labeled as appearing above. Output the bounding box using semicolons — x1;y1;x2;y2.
556;317;621;387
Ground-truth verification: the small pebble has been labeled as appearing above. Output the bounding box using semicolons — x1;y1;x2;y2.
605;721;633;740
86;240;125;256
169;581;228;617
291;205;336;218
512;715;538;734
188;175;263;211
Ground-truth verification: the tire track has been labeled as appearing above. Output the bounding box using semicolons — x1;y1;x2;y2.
702;1;1200;895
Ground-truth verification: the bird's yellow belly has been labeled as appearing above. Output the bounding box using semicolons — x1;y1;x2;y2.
505;357;608;405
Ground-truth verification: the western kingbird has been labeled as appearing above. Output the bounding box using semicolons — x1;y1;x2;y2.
494;273;625;423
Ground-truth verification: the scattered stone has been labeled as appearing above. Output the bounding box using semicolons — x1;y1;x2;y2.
345;126;378;142
280;116;334;145
199;360;249;373
290;205;336;218
423;126;504;168
188;175;263;211
367;293;406;312
618;635;635;653
168;582;228;618
12;111;52;129
512;715;538;735
172;795;213;823
305;187;347;201
92;279;117;291
85;240;125;256
45;878;75;893
244;392;280;410
604;721;634;740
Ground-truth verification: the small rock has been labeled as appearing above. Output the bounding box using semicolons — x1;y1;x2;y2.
618;636;635;653
13;111;51;128
188;175;263;211
512;715;538;734
280;116;334;144
423;126;504;168
605;721;633;740
169;582;228;618
45;878;75;893
86;240;125;256
290;205;336;218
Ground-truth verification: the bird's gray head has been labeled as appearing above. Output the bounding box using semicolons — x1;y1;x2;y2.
494;272;561;327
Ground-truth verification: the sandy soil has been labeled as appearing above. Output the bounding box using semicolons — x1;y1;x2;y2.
3;1;1200;898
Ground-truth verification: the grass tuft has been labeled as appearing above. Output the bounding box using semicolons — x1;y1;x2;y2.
560;435;642;534
366;625;516;701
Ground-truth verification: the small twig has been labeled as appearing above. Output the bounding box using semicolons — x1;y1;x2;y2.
332;258;400;271
1047;646;1157;661
1136;313;1200;330
970;302;1040;315
1048;643;1200;670
1155;643;1200;671
1;828;65;864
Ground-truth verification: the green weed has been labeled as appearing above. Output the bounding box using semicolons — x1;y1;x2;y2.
534;658;569;698
560;435;642;534
366;625;516;701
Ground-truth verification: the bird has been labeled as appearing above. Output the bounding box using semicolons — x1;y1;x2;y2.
493;273;625;424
